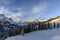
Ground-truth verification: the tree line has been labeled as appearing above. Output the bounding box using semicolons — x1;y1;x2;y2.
0;22;60;40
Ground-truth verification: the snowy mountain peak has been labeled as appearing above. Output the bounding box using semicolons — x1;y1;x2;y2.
0;14;14;24
0;14;5;17
0;14;6;20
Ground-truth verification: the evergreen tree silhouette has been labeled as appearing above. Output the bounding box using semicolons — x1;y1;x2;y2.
57;23;59;28
47;22;50;29
54;22;56;28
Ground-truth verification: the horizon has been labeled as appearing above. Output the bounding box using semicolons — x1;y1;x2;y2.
0;14;60;23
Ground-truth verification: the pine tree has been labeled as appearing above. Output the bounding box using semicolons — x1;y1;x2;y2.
20;27;24;35
47;22;50;29
38;22;41;30
54;22;56;28
57;23;59;28
50;23;52;29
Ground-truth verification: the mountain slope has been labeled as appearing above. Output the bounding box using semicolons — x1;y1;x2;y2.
0;14;14;24
5;28;60;40
43;16;60;23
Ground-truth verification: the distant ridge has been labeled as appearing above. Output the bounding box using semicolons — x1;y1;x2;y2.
43;16;60;23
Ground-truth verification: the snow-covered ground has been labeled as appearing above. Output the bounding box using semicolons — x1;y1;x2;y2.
5;28;60;40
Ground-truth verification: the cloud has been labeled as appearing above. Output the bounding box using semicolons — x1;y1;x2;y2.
32;2;47;13
17;8;21;11
27;13;41;20
0;6;23;22
28;2;47;20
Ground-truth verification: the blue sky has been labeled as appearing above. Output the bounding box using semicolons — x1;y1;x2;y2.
0;0;60;21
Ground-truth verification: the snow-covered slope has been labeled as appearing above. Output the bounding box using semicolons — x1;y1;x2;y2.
0;14;14;24
5;28;60;40
0;14;6;20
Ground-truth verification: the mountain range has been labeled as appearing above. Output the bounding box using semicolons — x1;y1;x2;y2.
0;14;60;25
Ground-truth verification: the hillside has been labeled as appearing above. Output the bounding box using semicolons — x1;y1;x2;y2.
43;16;60;23
5;28;60;40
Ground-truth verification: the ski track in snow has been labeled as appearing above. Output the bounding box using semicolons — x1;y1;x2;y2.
5;28;60;40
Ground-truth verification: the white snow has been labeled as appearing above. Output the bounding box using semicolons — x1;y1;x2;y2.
5;28;60;40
